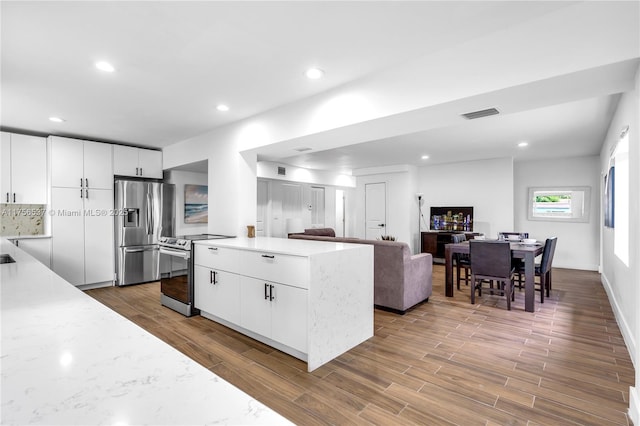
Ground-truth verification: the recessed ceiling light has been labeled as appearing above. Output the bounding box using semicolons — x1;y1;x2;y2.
216;104;229;112
421;155;430;160
305;68;324;79
49;116;65;123
95;61;115;72
518;142;529;147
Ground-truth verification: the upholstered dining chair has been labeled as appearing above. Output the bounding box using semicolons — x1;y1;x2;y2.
469;240;517;310
517;237;558;303
451;233;470;290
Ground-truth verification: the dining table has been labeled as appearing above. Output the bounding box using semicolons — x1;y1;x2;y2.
444;240;545;312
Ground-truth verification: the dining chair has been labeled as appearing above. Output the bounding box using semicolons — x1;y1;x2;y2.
469;240;517;310
517;237;558;303
451;233;470;290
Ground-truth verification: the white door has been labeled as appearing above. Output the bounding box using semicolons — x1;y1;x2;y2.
365;182;386;240
10;134;47;204
194;266;241;323
310;187;325;228
335;189;345;237
256;180;268;236
50;136;84;188
138;149;163;179
84;141;113;190
113;145;139;177
240;276;272;338
271;283;307;353
84;189;114;284
1;132;12;200
281;183;302;237
51;187;85;285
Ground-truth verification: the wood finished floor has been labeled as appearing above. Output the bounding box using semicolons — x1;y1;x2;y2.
86;266;634;425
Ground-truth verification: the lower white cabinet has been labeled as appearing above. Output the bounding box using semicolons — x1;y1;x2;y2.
51;187;114;287
194;265;240;324
193;237;374;372
240;276;307;353
12;238;51;268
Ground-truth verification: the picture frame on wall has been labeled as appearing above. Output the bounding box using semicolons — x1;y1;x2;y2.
184;184;208;224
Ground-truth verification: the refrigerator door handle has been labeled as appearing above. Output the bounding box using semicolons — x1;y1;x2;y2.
146;193;153;235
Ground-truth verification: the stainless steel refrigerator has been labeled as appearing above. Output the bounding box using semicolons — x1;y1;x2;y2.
115;179;175;286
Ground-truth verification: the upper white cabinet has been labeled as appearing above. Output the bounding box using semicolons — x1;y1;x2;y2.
49;136;112;189
1;132;47;204
113;145;163;179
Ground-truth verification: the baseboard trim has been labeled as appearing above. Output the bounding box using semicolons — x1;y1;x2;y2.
630;387;639;425
601;272;636;366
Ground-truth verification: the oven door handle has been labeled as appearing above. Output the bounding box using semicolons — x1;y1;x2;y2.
159;247;190;259
124;246;160;253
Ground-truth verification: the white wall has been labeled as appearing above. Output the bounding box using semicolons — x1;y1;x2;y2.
164;170;208;236
418;157;514;239
514;156;600;271
257;161;355;187
600;66;640;424
354;165;418;252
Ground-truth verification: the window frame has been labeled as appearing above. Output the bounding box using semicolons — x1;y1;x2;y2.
527;186;591;223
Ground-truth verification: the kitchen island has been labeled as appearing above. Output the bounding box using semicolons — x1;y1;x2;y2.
0;238;292;425
193;237;375;372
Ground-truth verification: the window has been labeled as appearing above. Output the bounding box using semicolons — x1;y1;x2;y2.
613;126;629;266
527;187;591;222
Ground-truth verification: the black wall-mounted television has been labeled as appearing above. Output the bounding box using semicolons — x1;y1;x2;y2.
430;206;474;231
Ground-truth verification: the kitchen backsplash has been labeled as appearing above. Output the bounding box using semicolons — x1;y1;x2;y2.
0;204;46;236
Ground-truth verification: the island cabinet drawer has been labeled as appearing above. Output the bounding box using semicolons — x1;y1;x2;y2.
194;245;239;272
242;251;309;289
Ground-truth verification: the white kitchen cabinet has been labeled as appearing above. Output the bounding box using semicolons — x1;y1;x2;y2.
113;145;163;179
240;276;307;353
51;187;114;287
50;187;85;285
1;132;47;204
193;237;374;371
49;136;112;189
194;265;241;324
12;238;51;268
50;135;114;287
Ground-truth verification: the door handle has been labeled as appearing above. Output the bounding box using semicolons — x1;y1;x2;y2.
212;271;218;284
136;167;139;176
264;283;269;300
80;189;83;198
5;193;8;202
269;284;275;301
140;168;143;176
85;189;89;199
12;193;15;203
210;270;214;284
85;178;88;188
80;178;83;188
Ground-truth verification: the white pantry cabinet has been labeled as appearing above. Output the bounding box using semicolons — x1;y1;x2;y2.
113;145;163;179
49;136;114;287
193;237;374;372
0;132;47;204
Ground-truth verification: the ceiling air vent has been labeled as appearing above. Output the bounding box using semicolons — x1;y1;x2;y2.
461;107;500;120
277;166;286;176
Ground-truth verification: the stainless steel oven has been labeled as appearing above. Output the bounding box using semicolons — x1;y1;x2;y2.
159;234;234;316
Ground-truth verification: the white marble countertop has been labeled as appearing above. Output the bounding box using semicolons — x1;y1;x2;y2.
195;236;367;256
3;234;51;239
0;238;293;425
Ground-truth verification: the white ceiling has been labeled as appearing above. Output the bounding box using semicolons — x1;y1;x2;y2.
2;1;639;173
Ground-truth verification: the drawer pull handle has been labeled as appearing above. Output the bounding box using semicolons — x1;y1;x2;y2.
208;247;218;251
261;254;275;259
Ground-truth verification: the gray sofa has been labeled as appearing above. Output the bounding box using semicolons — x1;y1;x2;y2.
289;228;432;313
